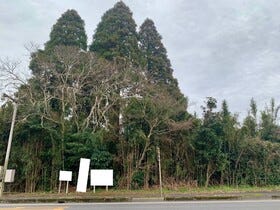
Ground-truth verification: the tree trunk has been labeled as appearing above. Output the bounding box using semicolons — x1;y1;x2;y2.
205;163;214;188
144;163;150;189
205;166;210;188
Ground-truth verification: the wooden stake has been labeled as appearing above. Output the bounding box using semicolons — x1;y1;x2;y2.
157;146;163;198
58;181;62;194
66;181;69;194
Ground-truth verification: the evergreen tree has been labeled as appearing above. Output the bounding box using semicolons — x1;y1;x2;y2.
89;1;141;64
260;99;280;142
27;11;89;179
221;100;230;118
31;10;87;77
195;97;227;187
139;19;171;84
139;18;185;104
242;98;258;138
45;9;87;50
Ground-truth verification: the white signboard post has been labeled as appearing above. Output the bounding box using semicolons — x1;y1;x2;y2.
4;169;15;183
76;158;90;193
58;171;72;194
90;169;113;193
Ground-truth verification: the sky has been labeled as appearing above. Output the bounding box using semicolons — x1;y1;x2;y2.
1;0;280;121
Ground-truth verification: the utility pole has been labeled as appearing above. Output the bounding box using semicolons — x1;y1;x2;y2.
157;146;163;198
0;95;18;197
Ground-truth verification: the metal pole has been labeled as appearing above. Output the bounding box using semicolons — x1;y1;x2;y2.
157;146;163;198
0;102;17;197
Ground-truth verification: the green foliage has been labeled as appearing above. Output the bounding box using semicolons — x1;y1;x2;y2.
139;19;172;84
250;98;257;119
241;99;259;138
65;131;112;170
139;19;186;105
10;117;57;192
236;139;280;186
195;128;222;164
91;150;112;169
1;2;280;193
89;2;141;65
259;98;280;142
0;103;14;163
45;9;87;51
131;170;144;189
194;108;227;187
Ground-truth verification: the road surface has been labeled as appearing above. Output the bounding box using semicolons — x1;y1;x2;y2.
0;200;280;210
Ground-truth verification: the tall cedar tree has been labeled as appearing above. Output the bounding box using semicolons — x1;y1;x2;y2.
45;9;87;51
139;18;186;106
31;10;87;76
28;10;87;174
89;1;141;65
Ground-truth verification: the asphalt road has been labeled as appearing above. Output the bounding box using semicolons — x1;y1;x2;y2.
0;200;280;210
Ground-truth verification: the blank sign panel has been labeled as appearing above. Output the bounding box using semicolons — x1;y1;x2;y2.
76;158;90;192
5;169;15;183
90;169;113;186
59;170;72;181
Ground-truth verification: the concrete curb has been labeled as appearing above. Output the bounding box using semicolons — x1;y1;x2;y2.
164;195;242;201
132;197;164;202
272;195;280;200
0;193;280;203
0;197;131;204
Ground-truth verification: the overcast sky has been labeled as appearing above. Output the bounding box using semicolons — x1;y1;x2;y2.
1;0;280;121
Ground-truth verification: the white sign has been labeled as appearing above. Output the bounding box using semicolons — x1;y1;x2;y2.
76;158;90;192
59;171;72;182
5;169;15;183
90;169;113;186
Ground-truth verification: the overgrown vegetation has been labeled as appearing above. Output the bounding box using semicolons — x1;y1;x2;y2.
0;2;279;192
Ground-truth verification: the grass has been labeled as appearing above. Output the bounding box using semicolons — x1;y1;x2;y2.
4;185;280;198
70;185;280;197
165;185;280;193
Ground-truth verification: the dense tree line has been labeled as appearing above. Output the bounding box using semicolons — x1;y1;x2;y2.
0;2;279;192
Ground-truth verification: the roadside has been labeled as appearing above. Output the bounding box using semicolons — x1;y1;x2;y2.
0;187;280;203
